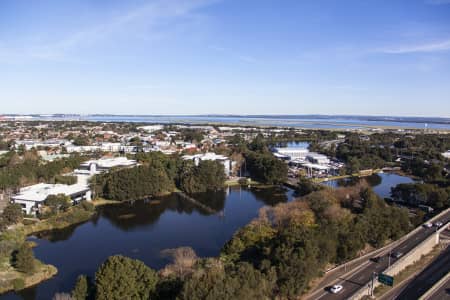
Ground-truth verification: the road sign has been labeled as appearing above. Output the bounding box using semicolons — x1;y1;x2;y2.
378;273;394;286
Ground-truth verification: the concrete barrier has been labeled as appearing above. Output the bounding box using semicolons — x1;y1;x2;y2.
349;223;449;300
326;208;450;275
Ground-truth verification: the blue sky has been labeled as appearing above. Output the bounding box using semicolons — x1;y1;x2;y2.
1;0;450;116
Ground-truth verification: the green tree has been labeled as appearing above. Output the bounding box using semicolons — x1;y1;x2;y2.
72;275;89;300
2;203;23;225
14;243;35;274
45;194;72;213
95;255;158;300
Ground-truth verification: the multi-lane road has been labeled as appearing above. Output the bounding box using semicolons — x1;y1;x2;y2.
311;210;450;300
392;244;450;299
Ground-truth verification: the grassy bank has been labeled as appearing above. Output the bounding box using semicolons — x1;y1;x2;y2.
0;260;57;294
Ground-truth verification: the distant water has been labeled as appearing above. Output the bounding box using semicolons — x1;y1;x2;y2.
26;115;450;130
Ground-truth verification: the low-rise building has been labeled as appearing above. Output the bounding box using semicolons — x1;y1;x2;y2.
274;147;309;160
11;183;91;215
78;157;137;175
182;152;234;176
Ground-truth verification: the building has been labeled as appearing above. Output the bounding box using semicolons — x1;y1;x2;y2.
182;152;234;176
274;147;309;160
442;150;450;159
78;157;137;175
11;183;91;215
306;153;330;165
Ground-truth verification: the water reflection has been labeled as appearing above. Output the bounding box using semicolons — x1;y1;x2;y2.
2;186;294;300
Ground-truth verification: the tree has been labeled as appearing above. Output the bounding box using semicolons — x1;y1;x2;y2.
14;243;35;274
95;255;158;300
2;203;23;225
45;194;72;213
72;275;89;300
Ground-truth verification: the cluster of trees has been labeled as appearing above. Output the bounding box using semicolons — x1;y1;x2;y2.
92;152;227;200
219;186;410;298
391;183;450;209
315;132;450;176
245;151;287;185
0;151;85;191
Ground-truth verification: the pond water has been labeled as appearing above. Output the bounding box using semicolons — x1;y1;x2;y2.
321;172;415;199
3;186;295;300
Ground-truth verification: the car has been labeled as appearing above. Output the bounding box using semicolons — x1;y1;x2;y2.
371;256;385;263
391;251;403;259
423;222;433;228
434;221;443;228
330;284;343;294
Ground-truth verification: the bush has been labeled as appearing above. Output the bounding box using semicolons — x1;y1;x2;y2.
80;201;95;212
14;243;36;274
2;203;24;226
95;255;159;300
12;278;25;291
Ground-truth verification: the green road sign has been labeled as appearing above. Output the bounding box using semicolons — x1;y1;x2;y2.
378;273;394;286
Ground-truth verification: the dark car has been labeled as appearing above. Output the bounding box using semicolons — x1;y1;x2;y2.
391;251;403;259
371;256;385;263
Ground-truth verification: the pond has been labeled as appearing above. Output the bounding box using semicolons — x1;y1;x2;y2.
321;172;415;199
3;186;295;300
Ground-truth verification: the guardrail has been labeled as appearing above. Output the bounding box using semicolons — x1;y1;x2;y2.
349;220;449;300
325;207;450;274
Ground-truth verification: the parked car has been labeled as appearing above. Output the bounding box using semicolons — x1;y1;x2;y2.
391;251;403;259
371;256;385;263
330;284;343;294
434;221;443;228
423;222;433;228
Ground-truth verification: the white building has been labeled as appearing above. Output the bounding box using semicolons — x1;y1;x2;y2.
182;152;234;176
78;157;137;175
274;147;309;160
442;150;450;159
306;153;330;165
11;183;91;215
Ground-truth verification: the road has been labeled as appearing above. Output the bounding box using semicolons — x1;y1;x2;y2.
427;275;450;300
392;244;450;299
313;211;450;300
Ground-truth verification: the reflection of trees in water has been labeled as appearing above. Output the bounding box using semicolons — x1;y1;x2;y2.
189;191;226;213
34;187;288;240
248;186;289;206
33;215;100;242
333;174;382;188
99;192;224;231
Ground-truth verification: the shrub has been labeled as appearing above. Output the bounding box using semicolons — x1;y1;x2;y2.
12;278;25;291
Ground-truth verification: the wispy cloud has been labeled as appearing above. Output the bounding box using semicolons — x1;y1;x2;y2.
208;45;258;63
0;0;218;63
377;39;450;54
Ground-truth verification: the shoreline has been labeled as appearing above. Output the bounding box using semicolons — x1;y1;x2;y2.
0;206;96;294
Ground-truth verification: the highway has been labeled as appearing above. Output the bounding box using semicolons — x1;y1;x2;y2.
427;275;450;300
313;210;450;300
392;244;450;299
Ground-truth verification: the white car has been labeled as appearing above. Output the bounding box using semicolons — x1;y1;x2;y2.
434;221;443;228
424;222;433;228
330;284;343;294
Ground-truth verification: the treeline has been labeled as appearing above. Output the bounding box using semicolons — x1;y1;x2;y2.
0;151;85;191
315;132;450;175
92;152;226;200
62;185;410;300
392;183;450;210
227;133;288;185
